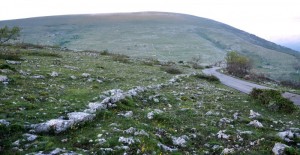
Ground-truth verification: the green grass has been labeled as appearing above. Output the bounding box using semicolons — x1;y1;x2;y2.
0;45;299;154
1;12;299;82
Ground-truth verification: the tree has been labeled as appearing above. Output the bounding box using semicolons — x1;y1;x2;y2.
226;51;252;77
0;26;21;44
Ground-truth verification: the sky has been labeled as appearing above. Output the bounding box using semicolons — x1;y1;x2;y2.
1;0;300;47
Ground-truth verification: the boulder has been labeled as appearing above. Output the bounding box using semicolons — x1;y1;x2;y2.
272;143;289;155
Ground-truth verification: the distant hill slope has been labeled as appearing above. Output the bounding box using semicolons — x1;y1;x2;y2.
1;12;299;82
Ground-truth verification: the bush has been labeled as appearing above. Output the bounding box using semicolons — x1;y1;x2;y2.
0;64;16;71
24;51;62;58
226;51;252;77
111;54;130;63
194;74;220;83
160;66;182;74
0;50;21;60
280;80;300;89
250;88;297;113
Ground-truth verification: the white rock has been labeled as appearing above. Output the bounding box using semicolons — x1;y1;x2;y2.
249;110;261;119
118;111;133;118
64;65;79;70
50;71;59;77
82;73;90;77
70;75;77;79
217;130;230;139
134;130;149;137
124;127;137;134
221;148;234;154
31;119;75;133
6;60;21;65
67;112;95;124
0;119;10;126
98;138;106;144
0;75;8;83
278;130;296;142
118;137;135;145
248;120;263;128
147;109;163;119
88;102;107;111
12;140;20;146
272;143;289;155
23;133;37;141
172;135;189;147
233;112;239;120
31;75;45;79
157;143;178;152
220;118;233;124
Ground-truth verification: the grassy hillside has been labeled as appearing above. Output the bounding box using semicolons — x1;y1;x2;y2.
0;12;299;82
0;45;299;154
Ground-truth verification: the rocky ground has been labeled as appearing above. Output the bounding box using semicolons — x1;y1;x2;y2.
0;45;299;154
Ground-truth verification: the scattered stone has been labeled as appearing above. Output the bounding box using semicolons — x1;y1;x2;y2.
248;120;263;128
205;110;219;116
64;65;79;70
31;119;74;133
31;75;45;79
82;73;90;78
0;119;10;126
6;60;21;65
172;135;189;147
50;71;59;77
123;127;137;134
272;143;289;155
0;75;9;84
217;130;230;139
147;109;163;119
157;143;178;152
278;129;300;142
67;112;95;124
237;130;253;135
118;111;133;118
233;112;239;120
19;70;30;76
70;75;77;79
23;133;38;142
12;140;20;146
134;130;149;137
220;118;233;124
118;137;135;145
97;138;106;145
221;148;234;154
87;102;107;111
249;110;261;119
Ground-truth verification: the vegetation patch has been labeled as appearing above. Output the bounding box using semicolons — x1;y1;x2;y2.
194;73;220;83
250;88;297;113
160;66;182;74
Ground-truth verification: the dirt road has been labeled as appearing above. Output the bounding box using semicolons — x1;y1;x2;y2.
203;67;300;106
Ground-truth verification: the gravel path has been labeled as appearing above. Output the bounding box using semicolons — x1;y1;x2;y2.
203;67;300;106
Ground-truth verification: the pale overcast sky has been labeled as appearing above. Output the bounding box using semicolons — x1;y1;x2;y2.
1;0;300;42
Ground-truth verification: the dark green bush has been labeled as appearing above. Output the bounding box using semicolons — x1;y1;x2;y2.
250;88;297;113
194;74;220;83
160;66;182;74
111;54;130;63
0;64;16;71
0;51;21;60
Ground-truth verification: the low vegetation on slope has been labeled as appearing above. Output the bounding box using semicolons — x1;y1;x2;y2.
0;45;299;154
1;12;299;82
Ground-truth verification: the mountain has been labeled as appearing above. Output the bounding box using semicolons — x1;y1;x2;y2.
0;12;299;82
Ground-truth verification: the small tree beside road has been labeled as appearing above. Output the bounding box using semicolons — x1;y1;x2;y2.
226;51;252;77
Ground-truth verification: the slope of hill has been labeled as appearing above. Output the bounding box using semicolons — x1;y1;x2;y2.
0;12;299;82
0;45;299;154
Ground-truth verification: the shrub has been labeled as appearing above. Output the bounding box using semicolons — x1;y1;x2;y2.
226;51;252;77
280;80;300;89
0;50;21;60
0;64;16;71
194;74;220;83
24;51;62;58
160;66;182;74
111;54;130;63
99;49;110;55
250;88;297;113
